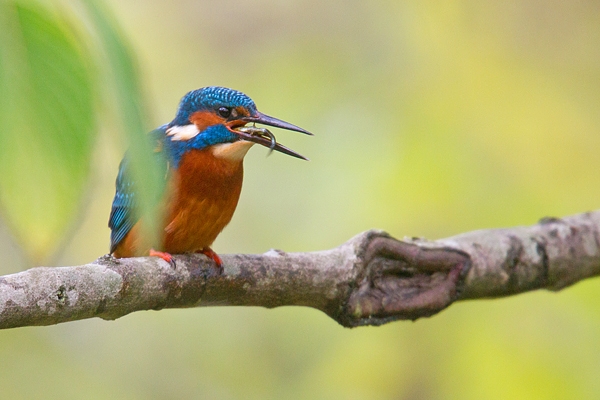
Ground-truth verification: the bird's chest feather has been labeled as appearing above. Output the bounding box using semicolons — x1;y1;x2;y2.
162;147;246;252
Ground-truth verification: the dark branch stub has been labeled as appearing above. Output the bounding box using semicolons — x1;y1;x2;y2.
340;234;471;327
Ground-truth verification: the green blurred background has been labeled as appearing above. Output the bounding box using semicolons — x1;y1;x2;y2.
1;0;600;398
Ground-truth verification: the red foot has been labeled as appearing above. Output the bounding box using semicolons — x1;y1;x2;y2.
198;247;223;274
149;248;176;268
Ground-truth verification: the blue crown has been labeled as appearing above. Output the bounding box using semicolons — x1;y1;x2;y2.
172;86;257;125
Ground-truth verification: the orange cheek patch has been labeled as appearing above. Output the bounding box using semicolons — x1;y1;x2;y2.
189;111;224;132
234;106;250;118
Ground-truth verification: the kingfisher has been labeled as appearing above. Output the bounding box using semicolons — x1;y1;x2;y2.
109;86;310;269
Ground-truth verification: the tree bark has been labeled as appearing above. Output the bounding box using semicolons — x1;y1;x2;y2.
1;211;599;329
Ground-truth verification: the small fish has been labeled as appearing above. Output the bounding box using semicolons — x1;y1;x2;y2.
235;126;278;155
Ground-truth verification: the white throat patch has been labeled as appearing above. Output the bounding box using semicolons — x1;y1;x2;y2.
211;141;255;162
166;124;200;141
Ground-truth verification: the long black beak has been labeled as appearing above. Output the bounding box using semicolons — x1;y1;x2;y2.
232;112;311;160
242;112;313;136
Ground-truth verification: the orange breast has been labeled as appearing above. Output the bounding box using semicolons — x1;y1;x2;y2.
112;148;244;257
162;148;244;254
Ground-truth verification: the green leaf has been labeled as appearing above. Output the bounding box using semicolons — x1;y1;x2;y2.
0;2;95;263
82;1;167;250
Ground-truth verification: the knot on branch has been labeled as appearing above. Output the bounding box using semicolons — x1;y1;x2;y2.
340;232;471;327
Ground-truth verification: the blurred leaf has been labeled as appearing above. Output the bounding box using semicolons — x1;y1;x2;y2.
0;2;95;263
83;0;166;249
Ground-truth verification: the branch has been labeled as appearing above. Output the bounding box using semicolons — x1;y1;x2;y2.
1;211;599;329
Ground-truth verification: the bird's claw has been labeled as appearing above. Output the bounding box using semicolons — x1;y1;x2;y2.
198;247;223;275
149;248;177;269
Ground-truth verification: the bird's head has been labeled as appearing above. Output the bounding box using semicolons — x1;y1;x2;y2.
166;86;311;161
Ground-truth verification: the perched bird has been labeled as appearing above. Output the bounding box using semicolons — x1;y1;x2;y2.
109;86;310;269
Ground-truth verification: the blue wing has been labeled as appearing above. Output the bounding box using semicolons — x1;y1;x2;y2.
109;127;169;253
109;155;138;253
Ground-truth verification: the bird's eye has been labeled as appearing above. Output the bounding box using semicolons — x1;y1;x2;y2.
218;107;232;118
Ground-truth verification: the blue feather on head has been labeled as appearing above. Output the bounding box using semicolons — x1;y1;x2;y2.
170;86;257;126
163;86;259;166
